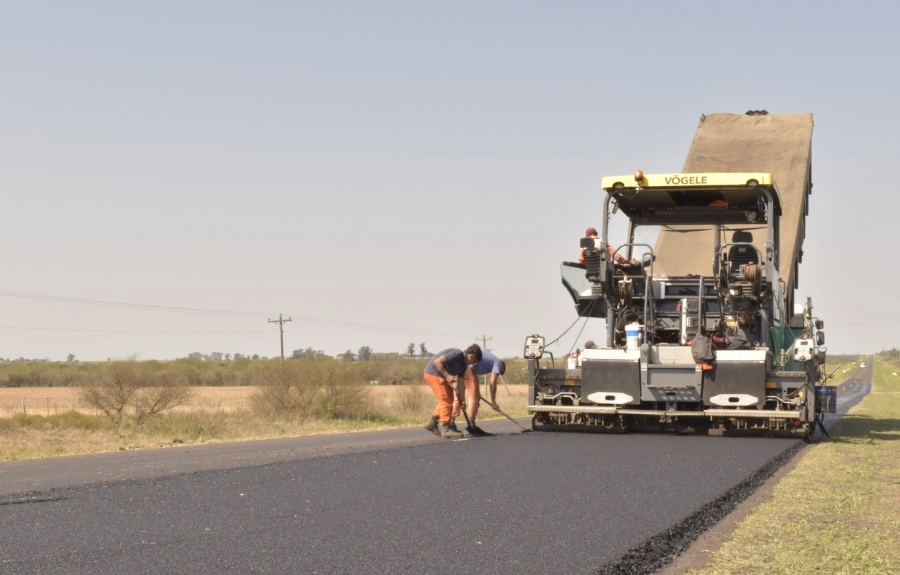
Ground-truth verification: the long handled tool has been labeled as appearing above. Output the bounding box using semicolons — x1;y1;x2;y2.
453;382;473;430
480;397;532;433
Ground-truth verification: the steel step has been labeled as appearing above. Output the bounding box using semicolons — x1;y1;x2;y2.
528;405;803;419
528;405;616;414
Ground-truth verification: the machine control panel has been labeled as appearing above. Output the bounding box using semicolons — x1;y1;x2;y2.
524;335;545;359
794;338;814;362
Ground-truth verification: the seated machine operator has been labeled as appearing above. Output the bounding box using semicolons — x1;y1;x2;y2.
578;227;640;266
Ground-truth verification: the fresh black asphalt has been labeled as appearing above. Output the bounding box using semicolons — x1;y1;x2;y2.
0;365;870;575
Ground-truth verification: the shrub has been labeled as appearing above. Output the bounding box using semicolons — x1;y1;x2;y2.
249;363;318;417
250;362;373;420
78;357;194;430
393;385;432;417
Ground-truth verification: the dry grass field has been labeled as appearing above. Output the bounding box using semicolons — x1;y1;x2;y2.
0;384;529;417
0;383;530;461
0;386;257;417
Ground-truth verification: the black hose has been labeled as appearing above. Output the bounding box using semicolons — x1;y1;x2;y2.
816;411;830;439
546;295;598;348
566;315;592;356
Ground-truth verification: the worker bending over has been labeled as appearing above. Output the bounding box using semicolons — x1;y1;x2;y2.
423;344;482;439
456;349;506;437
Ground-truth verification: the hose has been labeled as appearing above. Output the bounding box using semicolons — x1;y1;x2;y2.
816;411;830;439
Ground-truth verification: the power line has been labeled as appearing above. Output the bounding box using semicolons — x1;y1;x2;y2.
0;326;270;334
0;290;270;319
0;289;475;338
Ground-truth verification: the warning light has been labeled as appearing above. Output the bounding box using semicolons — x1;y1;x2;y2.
634;170;644;184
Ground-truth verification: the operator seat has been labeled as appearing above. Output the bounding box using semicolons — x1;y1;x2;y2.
728;231;756;271
581;237;603;282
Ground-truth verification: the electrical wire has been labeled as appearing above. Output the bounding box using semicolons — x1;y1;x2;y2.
0;289;477;339
0;326;271;334
0;290;269;319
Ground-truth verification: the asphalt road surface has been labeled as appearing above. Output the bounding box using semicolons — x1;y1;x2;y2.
0;369;870;575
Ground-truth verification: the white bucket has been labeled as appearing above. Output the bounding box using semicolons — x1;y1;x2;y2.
567;354;578;369
625;322;643;350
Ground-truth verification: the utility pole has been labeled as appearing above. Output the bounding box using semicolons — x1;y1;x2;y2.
268;314;292;367
476;334;492;351
476;334;492;398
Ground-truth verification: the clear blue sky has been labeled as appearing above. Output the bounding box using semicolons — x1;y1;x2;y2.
1;1;897;360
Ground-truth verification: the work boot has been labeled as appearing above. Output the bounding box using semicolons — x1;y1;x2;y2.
439;422;463;439
465;424;493;437
424;415;441;437
447;421;461;433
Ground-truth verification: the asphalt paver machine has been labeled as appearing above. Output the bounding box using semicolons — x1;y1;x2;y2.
526;112;834;437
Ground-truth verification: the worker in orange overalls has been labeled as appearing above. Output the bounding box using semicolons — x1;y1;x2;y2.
423;345;482;439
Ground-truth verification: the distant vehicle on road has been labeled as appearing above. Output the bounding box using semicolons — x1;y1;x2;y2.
860;362;866;368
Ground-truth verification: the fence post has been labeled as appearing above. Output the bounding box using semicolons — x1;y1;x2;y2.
22;397;25;415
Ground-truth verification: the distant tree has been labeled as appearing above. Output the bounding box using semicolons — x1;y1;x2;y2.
406;343;416;358
419;343;429;357
225;353;232;361
338;349;356;361
187;352;203;360
358;346;373;362
291;347;326;360
233;353;244;360
210;352;224;361
252;354;260;361
67;353;76;363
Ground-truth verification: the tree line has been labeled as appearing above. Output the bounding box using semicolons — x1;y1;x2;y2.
0;354;530;389
877;348;899;360
186;343;432;363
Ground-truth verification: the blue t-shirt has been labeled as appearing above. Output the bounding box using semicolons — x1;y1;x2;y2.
424;348;468;377
469;350;502;376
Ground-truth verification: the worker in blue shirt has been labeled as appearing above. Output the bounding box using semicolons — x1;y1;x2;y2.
456;349;505;436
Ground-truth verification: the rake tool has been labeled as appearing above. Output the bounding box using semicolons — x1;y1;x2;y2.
480;397;532;433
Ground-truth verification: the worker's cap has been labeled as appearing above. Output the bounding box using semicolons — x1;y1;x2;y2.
584;340;597;349
585;227;598;237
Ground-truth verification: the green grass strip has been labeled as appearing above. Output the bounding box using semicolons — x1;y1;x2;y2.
689;359;900;575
